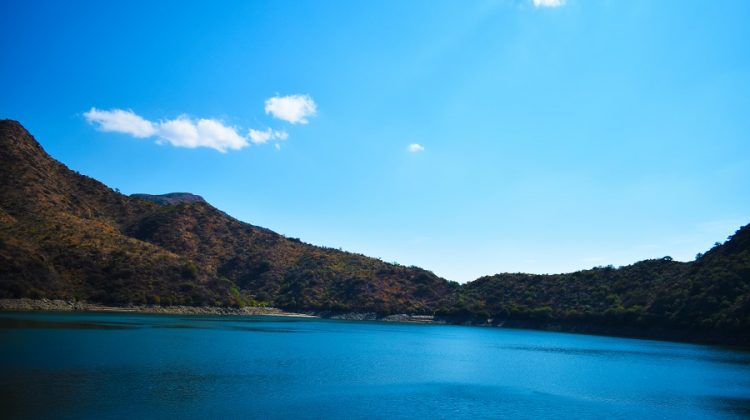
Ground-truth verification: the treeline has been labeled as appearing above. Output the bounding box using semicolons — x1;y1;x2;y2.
436;230;750;345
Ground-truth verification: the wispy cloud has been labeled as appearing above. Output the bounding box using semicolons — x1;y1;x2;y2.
532;0;565;8
157;116;247;152
264;94;317;124
85;108;290;153
86;94;316;152
248;128;289;144
407;143;425;153
83;108;156;138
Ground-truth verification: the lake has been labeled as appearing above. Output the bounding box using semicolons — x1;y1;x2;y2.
0;312;748;419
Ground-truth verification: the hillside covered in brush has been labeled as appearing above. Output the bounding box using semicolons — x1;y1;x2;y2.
438;226;750;344
0;120;452;313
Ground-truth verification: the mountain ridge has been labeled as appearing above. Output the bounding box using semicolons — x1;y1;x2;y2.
0;119;453;312
1;119;748;345
131;193;207;206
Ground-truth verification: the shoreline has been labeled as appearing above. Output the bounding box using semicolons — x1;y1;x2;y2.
3;299;746;348
0;298;317;318
0;299;438;323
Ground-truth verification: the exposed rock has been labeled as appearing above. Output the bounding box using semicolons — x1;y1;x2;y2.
131;193;207;206
328;312;378;321
381;314;435;323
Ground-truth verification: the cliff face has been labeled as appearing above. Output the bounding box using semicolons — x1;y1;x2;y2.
1;119;748;345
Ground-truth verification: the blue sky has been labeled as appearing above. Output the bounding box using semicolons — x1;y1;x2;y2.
1;0;749;282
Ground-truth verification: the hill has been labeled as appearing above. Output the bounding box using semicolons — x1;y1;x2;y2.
130;193;207;206
1;119;748;345
438;229;750;344
0;120;453;312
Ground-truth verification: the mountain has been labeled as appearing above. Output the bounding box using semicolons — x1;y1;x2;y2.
1;119;748;345
0;120;453;312
437;229;750;344
130;193;207;206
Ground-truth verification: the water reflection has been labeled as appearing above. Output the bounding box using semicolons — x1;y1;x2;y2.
226;325;302;333
0;314;308;333
0;317;136;330
496;344;750;366
711;396;750;417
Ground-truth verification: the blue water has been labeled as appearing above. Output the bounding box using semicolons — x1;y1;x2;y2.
0;312;748;419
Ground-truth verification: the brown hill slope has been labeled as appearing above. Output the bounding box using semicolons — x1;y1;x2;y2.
0;120;226;304
0;120;453;312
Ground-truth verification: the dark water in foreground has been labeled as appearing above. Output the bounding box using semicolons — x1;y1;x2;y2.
0;312;748;419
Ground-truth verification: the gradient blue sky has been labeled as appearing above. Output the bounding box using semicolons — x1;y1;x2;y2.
1;0;749;282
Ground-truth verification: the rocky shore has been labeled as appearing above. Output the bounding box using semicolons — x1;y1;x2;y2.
326;312;437;323
0;298;316;317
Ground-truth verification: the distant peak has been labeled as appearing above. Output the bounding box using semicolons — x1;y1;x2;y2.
0;120;55;168
0;119;37;145
0;119;24;128
131;192;207;206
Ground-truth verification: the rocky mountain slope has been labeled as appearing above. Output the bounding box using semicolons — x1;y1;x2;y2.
0;120;452;312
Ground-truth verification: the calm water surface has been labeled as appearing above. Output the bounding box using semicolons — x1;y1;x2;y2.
0;312;748;419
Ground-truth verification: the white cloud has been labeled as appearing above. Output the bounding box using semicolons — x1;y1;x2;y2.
532;0;565;7
407;143;425;153
264;94;317;124
275;131;289;140
157;117;248;152
83;108;156;138
85;108;250;152
85;103;313;152
157;117;198;147
248;128;289;144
